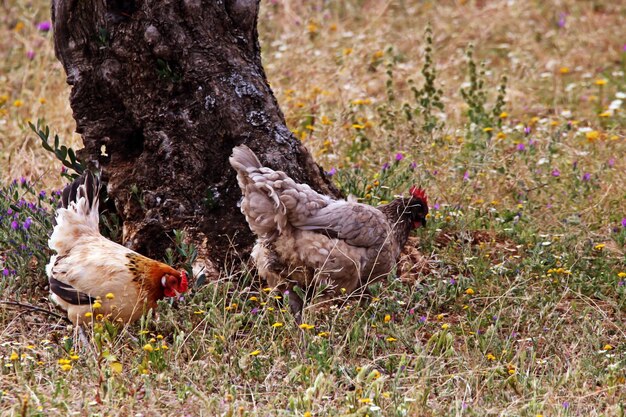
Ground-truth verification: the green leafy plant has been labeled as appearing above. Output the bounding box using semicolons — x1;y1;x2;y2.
410;23;445;134
460;45;508;131
29;120;84;179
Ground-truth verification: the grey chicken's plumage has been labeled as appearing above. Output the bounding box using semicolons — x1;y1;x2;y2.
230;145;428;318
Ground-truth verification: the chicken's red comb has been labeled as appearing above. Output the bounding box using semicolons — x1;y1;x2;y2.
409;185;428;205
180;270;189;293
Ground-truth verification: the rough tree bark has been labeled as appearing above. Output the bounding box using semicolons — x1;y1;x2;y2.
51;0;339;273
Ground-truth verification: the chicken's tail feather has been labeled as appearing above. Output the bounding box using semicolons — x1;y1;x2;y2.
229;145;289;238
49;172;101;254
229;145;262;187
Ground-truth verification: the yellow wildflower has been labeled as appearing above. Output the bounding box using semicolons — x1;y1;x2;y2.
14;22;25;32
352;123;365;129
594;243;605;250
358;398;372;404
317;331;329;338
618;272;626;278
386;337;397;342
84;312;93;318
441;323;450;330
343;48;353;56
9;352;18;361
299;323;314;330
465;288;475;295
483;127;493;132
272;322;284;328
599;111;611;118
499;112;508;119
384;314;391;323
486;353;496;361
143;344;154;353
603;344;613;351
38;97;46;104
249;350;261;356
60;364;72;372
559;67;570;74
320;115;332;125
13;100;23;108
307;23;318;34
248;296;258;301
594;79;607;86
110;362;123;374
585;131;600;141
92;301;102;309
105;292;114;299
304;412;312;417
496;132;506;139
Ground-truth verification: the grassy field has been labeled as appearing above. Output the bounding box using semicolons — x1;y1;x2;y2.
1;0;625;415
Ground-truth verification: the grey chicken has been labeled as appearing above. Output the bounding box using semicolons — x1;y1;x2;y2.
229;145;428;318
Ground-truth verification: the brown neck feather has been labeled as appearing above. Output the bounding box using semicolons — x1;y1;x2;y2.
126;253;175;304
377;198;414;248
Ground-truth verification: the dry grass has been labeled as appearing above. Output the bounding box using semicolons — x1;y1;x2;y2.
1;0;625;416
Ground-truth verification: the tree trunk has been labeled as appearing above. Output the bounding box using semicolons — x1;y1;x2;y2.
51;0;339;273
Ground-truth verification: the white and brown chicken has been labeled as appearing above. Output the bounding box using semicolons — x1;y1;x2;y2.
229;145;428;319
47;172;189;325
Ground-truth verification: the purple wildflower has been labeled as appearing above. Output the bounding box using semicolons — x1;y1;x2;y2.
463;171;470;181
2;269;9;277
327;167;336;176
283;290;290;296
619;281;625;287
11;221;19;230
449;278;457;285
608;158;615;168
563;401;570;409
395;152;404;162
419;316;427;323
39;190;46;199
582;172;591;181
621;218;626;228
524;126;532;135
250;307;260;315
37;21;51;32
528;139;537;147
26;50;35;60
558;13;567;28
410;161;416;170
20;177;27;185
516;143;526;151
7;208;13;215
551;169;560;177
23;218;32;230
432;170;438;175
382;162;390;171
433;203;440;210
